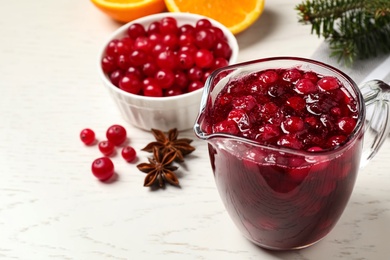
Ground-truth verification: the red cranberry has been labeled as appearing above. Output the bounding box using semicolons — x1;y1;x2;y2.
147;21;161;34
143;80;163;97
106;124;127;146
148;33;163;45
80;128;95;145
126;66;143;79
260;102;279;120
160;17;178;35
303;71;319;82
286;96;305;111
109;70;123;87
232;95;257;111
213;41;232;60
209;27;225;40
151;43;167;57
101;56;116;73
337;117;357;134
282;68;302;82
127;23;146;39
155;69;175;89
178;52;194;70
318;76;340;91
281;116;305;133
194;49;214;68
294;78;318;94
174;71;189;90
129;50;148;67
162;33;179;50
212;57;229;70
121;146;137;162
196;18;212;29
98;140;115;156
195;28;216;49
105;39;119;57
179;33;196;46
134;36;153;52
260;70;278;84
91;157;114;181
115;54;131;70
179;24;195;35
156;50;177;70
188;67;203;81
142;61;158;77
116;40;131;55
120;37;133;52
119;75;142;94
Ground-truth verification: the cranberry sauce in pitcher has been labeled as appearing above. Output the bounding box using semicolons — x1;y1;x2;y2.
202;67;363;249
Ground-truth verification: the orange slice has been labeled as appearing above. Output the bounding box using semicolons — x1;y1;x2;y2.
164;0;265;34
91;0;167;23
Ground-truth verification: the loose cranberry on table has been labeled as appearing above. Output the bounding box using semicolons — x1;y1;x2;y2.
91;157;115;181
80;128;95;145
101;17;232;97
106;124;127;146
121;146;137;162
98;140;115;156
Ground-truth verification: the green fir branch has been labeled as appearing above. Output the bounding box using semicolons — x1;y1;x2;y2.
296;0;390;66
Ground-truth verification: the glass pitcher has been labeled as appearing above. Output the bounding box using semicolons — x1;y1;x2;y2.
194;57;390;250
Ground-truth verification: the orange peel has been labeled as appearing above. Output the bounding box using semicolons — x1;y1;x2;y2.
91;0;167;23
164;0;265;34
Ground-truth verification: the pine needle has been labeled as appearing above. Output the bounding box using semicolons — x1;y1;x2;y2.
296;0;390;66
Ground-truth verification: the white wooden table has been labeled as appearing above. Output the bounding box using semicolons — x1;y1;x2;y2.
1;1;390;259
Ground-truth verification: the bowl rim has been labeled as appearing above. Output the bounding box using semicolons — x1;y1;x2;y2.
98;12;239;102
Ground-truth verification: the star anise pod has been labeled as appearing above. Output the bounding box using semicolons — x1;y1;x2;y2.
141;128;195;162
137;147;179;188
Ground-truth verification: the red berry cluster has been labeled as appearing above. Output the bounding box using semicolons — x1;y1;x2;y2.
101;17;232;97
80;125;137;181
207;68;359;151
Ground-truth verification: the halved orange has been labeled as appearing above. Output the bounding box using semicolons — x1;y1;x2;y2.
91;0;167;23
164;0;265;34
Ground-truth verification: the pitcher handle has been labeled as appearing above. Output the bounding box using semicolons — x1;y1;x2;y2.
359;80;390;168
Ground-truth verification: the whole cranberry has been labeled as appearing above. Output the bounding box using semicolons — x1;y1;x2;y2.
80;128;95;145
121;146;137;162
91;157;114;181
106;124;127;146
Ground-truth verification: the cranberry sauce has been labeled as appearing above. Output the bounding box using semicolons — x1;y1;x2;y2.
206;68;359;150
203;67;363;249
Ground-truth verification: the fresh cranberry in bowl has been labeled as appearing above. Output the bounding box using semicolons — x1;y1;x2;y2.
98;13;238;131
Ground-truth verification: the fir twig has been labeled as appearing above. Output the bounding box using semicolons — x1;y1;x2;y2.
296;0;390;66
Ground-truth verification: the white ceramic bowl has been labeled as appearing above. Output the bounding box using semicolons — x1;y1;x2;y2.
98;12;239;131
